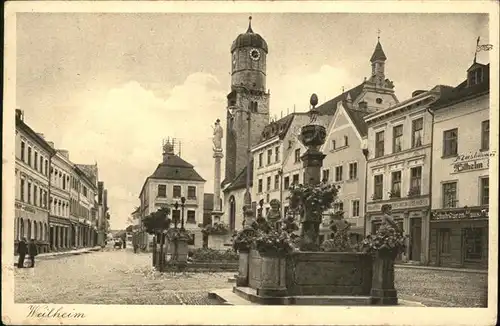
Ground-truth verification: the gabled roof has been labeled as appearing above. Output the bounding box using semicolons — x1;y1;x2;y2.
149;153;205;182
224;159;254;192
370;41;387;62
316;82;366;115
343;104;369;137
431;63;490;110
15;115;56;156
259;113;296;142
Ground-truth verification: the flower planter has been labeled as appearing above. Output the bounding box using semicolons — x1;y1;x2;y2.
236;250;250;287
370;249;398;305
248;250;287;297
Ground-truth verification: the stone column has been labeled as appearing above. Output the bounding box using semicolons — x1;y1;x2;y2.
211;149;224;224
298;94;327;252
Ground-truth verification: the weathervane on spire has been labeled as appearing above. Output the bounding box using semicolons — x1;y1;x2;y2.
377;28;381;41
247;15;253;33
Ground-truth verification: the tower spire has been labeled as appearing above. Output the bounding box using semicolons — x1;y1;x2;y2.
377;28;381;42
247;16;253;33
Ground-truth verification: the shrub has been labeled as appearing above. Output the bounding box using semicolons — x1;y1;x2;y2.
360;224;408;255
191;248;238;262
202;222;230;236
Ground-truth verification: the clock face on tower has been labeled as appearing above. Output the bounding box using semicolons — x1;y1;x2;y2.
249;48;261;61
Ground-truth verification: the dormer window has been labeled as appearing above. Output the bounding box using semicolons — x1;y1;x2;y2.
468;67;483;87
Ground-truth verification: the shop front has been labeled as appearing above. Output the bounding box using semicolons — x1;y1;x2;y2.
366;195;430;264
48;215;72;251
429;207;488;269
15;201;50;253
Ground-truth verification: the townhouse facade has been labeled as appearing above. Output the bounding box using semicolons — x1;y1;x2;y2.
364;87;447;264
15;110;55;253
138;141;206;249
428;62;491;269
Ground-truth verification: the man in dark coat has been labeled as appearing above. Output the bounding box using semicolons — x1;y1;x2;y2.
28;239;38;268
17;238;28;268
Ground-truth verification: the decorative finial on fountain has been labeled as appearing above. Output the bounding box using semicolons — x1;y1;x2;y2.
309;93;319;123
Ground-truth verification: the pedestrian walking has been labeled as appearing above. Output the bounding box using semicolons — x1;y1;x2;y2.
28;238;38;268
17;238;27;268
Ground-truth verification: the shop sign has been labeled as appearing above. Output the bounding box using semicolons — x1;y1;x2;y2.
15;202;37;214
367;196;429;213
452;151;495;174
431;209;488;221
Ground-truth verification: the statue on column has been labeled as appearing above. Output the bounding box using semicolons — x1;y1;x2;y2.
212;119;223;151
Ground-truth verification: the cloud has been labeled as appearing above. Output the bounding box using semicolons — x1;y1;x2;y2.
57;73;226;229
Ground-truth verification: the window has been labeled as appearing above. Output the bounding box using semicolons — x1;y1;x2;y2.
45;160;48;176
83;186;88;197
335;165;343;182
39;188;43;208
410;166;422;196
412;118;423;148
43;191;47;208
186;186;196;199
266;176;271;191
187;210;196;224
267;149;272;165
27;147;32;166
463;228;484;261
187;234;195;246
391;171;401;197
439;229;451;254
39;156;44;173
480;177;489;206
173;185;181;198
322;169;330;182
20;141;25;161
331;140;336;150
20;179;25;201
292;174;299;185
443;128;458;157
274;175;279;190
352;200;360;217
442;182;458;208
294;149;301;163
375;131;385;158
344;135;349;146
33;185;38;206
349;162;358;180
258;153;263;167
334;201;344;212
62;175;66;190
172;210;181;225
284;176;290;189
158;185;167;197
374;175;383;200
34;152;38;170
27;182;32;204
275;146;280;162
393;125;403;153
481;120;489;151
468;68;483;86
258;179;263;193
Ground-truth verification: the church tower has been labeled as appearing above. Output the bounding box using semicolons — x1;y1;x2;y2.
224;17;270;183
370;40;387;88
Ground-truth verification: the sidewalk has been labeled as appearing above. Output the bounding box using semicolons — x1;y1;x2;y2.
14;246;102;266
395;263;487;274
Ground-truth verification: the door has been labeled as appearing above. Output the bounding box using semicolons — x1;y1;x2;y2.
410;218;422;261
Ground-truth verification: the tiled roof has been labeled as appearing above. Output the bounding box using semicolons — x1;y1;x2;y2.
343;105;369;137
316;82;366;115
370;41;387;62
149;153;205;182
204;193;214;211
15;116;56;155
259;113;297;142
224;159;254;192
431;63;490;110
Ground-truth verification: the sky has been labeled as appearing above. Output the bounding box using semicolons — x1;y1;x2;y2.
16;12;490;230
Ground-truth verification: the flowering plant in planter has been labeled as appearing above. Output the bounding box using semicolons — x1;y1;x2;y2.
231;228;257;252
360;224;408;256
166;228;192;241
202;222;230;236
287;183;339;222
254;229;295;256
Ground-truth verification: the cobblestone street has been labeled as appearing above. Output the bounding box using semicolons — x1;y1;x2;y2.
14;247;231;305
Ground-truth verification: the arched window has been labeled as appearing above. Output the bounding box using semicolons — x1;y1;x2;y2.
19;218;24;241
39;221;43;240
27;220;32;240
229;195;236;231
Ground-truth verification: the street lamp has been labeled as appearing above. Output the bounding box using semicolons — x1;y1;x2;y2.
180;196;186;230
173;201;179;229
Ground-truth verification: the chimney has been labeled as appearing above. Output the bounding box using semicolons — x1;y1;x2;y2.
57;149;69;160
412;90;426;97
47;141;55;148
15;109;24;121
36;133;45;139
